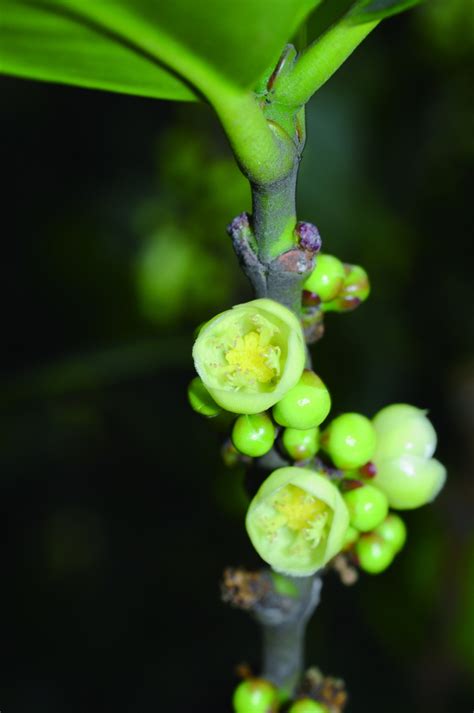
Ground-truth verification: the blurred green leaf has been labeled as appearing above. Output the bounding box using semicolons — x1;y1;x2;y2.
0;339;190;402
133;122;250;324
136;225;231;324
419;0;474;57
0;0;320;100
348;0;424;24
0;0;196;100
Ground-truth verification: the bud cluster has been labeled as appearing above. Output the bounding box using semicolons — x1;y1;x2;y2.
302;253;370;313
188;299;446;581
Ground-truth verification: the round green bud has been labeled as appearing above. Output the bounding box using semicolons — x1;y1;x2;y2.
342;263;370;302
372;403;437;461
303;254;346;302
343;484;389;532
246;466;349;577
373;455;446;510
273;371;331;430
187;377;221;417
289;700;329;713
342;524;360;550
282;426;320;461
322;264;370;313
325;413;376;470
356;534;394;574
374;514;407;553
193;298;306;415
233;678;278;713
232;413;275;458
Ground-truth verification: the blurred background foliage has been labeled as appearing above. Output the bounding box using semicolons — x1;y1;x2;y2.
1;1;473;711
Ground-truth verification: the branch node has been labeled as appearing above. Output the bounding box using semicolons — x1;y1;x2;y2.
296;666;348;713
221;567;270;611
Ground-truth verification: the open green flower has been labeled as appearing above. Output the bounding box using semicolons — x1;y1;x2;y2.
192;298;305;414
246;466;349;576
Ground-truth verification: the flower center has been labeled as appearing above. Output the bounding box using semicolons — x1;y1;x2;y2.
273;484;330;548
224;330;280;387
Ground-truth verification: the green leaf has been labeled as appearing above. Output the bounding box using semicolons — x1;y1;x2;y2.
348;0;424;24
0;0;320;102
0;1;196;100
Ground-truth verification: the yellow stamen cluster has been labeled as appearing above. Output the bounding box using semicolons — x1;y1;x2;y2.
225;331;279;386
273;484;329;538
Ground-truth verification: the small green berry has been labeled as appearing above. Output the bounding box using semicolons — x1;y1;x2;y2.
373;455;446;510
233;678;278;713
342;263;370;302
289;700;329;713
325;413;376;469
273;371;331;430
323;264;370;313
303;254;346;302
187;377;221;417
282;427;320;461
232;413;275;458
342;524;360;549
343;484;389;532
356;534;394;574
374;514;407;553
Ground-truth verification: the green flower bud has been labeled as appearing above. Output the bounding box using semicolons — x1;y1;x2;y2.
246;467;349;577
356;533;394;574
374;513;407;553
342;525;360;550
373;455;446;510
303;254;346;303
282;426;320;461
187;377;222;417
324;413;376;470
193;299;305;415
322;264;370;313
273;371;331;430
343;483;388;532
232;412;276;458
233;678;278;713
372;403;437;461
343;263;370;302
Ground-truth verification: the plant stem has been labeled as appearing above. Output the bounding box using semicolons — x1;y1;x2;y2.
225;22;379;696
259;575;322;692
272;19;380;107
230;166;314;314
212;91;296;185
251;166;298;263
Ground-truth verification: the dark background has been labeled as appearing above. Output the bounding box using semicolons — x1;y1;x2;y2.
1;3;473;711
